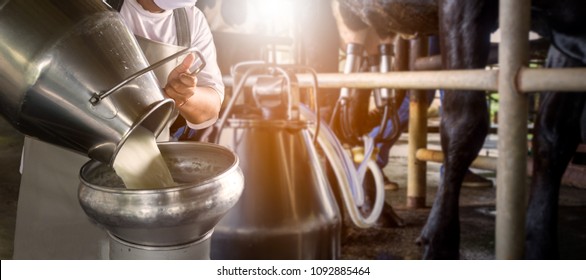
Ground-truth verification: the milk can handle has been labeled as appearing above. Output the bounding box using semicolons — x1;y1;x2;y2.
89;47;206;104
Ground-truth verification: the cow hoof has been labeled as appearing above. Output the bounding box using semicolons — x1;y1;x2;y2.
416;233;460;259
375;202;406;228
361;202;405;228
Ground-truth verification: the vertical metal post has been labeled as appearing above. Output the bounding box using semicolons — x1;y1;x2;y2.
496;0;530;259
407;37;428;209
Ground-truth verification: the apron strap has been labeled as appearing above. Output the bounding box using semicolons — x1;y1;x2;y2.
104;0;191;48
103;0;124;12
173;8;191;48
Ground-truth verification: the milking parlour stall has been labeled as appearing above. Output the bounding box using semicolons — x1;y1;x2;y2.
1;0;586;279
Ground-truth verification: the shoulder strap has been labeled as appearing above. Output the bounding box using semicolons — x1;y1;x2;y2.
173;8;192;47
103;0;124;12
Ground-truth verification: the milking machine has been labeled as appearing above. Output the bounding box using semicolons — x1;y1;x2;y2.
325;42;401;225
330;43;365;145
204;62;342;259
372;43;402;145
201;60;387;259
333;43;400;152
0;0;244;259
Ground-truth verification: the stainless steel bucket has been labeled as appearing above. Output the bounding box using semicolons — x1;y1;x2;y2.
0;0;174;164
208;63;342;259
212;119;342;259
78;142;245;248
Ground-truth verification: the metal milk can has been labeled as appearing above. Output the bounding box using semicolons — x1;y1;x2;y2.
208;62;342;259
0;0;182;164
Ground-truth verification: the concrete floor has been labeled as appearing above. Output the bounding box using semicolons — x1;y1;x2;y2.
341;132;586;260
1;116;585;260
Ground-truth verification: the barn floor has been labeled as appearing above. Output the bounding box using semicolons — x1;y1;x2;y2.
1;116;585;260
339;135;498;260
340;132;586;260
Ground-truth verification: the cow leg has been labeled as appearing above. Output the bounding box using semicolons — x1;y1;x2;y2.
525;46;586;259
417;0;497;259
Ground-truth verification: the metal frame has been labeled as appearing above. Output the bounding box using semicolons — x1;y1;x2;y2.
228;68;586;93
495;0;531;260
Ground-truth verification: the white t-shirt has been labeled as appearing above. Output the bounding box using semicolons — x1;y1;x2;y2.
120;0;224;129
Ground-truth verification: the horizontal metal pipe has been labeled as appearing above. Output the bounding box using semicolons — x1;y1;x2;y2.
415;149;536;175
518;67;586;92
222;67;586;93
224;70;499;91
416;148;497;171
298;71;500;90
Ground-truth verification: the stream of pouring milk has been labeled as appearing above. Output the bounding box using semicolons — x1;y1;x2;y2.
113;126;175;189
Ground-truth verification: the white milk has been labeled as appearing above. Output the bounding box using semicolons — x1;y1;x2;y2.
113;126;175;189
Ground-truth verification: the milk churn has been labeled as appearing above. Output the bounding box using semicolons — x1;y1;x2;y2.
209;62;341;259
0;0;186;164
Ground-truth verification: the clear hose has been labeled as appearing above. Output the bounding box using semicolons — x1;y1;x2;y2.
300;105;384;228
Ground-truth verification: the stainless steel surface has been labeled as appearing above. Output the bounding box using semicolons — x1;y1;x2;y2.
223;70;500;91
209;63;340;259
518;68;586;93
223;67;586;93
212;120;341;259
108;231;212;260
90;47;206;104
0;0;174;164
340;43;363;100
496;0;531;260
78;142;245;247
205;62;322;144
378;43;393;101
